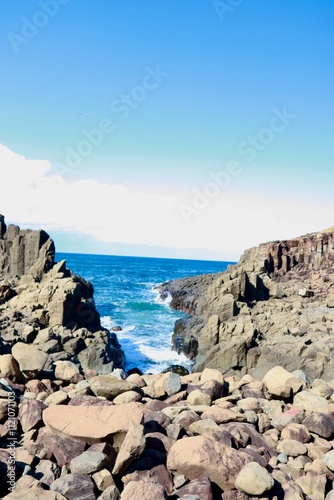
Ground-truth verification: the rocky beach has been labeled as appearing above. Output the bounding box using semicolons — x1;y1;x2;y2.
1;215;334;499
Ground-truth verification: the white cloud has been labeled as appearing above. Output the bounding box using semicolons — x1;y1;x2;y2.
1;144;332;258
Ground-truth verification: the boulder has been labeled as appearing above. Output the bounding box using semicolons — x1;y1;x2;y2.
0;282;16;304
38;429;86;466
201;406;246;424
187;389;211;406
98;484;121;499
0;355;22;382
154;372;182;397
120;480;167;500
188;419;220;435
89;375;136;399
113;424;146;475
18;398;46;432
277;439;308;457
12;343;49;380
70;451;111;475
54;361;80;382
324;450;334;472
50;473;96;500
173;477;212;500
92;468;117;492
3;486;66;500
235;462;274;495
167;431;254;491
34;459;61;486
122;464;173;494
294;391;329;411
280;423;310;444
295;474;327;500
43;402;144;444
262;366;301;399
303;412;334;438
200;368;224;384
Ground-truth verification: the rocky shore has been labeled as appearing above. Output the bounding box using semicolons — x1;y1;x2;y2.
2;216;334;499
158;228;334;382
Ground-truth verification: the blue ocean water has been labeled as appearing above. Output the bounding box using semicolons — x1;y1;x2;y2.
56;253;233;373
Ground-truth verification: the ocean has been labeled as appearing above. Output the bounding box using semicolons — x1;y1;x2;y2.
56;253;233;373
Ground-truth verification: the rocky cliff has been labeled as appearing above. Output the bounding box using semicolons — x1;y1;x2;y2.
2;218;334;498
0;214;55;280
0;215;124;378
158;228;334;381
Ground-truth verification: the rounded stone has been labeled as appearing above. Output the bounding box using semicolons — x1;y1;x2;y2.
278;453;288;464
187;389;211;406
324;450;334;472
235;462;274;495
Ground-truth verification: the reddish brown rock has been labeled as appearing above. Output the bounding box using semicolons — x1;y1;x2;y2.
281;423;311;443
167;431;254;491
188;379;225;401
121;479;167;499
221;423;277;457
38;428;86;466
173;477;213;500
303;412;334;438
18;399;46;432
173;410;201;431
50;473;96;500
122;464;173;494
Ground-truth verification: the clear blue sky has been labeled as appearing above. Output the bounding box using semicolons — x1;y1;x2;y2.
0;1;333;260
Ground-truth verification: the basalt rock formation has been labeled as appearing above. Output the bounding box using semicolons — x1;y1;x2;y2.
158;228;334;381
0;214;55;280
0;215;124;378
2;218;334;498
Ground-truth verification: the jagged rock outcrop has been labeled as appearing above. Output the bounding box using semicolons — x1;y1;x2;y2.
0;215;124;377
158;228;334;381
0;214;55;280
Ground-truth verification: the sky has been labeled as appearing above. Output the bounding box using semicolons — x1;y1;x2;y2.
0;0;333;261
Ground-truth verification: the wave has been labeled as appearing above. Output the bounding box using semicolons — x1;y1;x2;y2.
101;315;135;333
151;287;172;307
101;314;192;373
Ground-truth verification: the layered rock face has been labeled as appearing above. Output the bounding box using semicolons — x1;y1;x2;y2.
0;214;55;280
158;228;334;381
0;215;124;377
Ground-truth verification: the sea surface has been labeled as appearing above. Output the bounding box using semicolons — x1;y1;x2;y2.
56;253;234;373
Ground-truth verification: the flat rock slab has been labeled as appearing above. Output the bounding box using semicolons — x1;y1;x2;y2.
113;424;146;475
3;487;66;500
89;375;137;399
43;402;144;444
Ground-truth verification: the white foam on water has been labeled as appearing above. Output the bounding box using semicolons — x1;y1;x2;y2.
151;287;172;307
101;316;135;333
101;314;192;374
